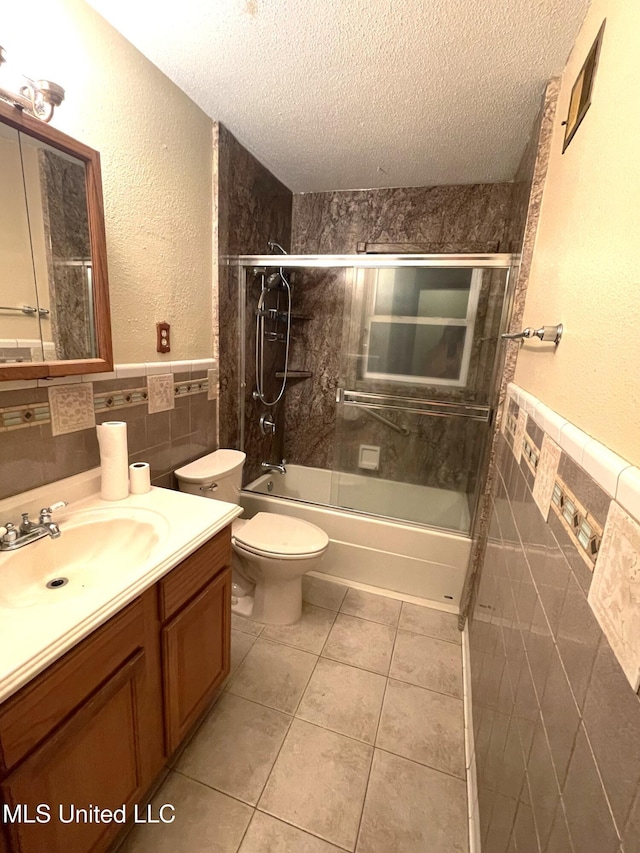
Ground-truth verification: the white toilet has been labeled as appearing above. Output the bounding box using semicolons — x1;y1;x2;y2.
174;450;329;625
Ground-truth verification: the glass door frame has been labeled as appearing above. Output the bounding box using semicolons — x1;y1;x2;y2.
230;254;514;533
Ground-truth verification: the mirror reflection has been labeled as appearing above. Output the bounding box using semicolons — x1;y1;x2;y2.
0;122;43;363
0;126;96;364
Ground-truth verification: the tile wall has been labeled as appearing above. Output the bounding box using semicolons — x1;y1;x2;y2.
470;383;640;853
460;79;560;624
0;360;218;500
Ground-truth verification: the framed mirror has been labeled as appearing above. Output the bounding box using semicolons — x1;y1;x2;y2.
0;100;112;380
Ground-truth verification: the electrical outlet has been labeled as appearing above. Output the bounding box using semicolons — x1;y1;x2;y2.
156;322;170;353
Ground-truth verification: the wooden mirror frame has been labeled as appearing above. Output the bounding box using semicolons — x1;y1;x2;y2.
0;100;113;380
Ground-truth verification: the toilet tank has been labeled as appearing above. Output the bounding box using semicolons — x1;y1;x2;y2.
175;450;246;504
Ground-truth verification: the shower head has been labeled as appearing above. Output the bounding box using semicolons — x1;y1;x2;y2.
265;272;282;289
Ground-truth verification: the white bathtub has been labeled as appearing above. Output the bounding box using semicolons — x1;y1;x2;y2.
241;465;471;609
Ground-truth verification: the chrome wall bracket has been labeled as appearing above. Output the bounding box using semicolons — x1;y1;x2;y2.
501;324;563;344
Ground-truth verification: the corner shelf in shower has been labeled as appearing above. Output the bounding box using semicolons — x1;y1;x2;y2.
275;370;312;379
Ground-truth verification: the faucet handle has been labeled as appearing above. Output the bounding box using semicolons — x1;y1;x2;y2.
39;501;68;523
1;523;18;543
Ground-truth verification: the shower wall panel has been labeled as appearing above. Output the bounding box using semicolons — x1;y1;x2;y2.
285;183;513;493
217;123;293;481
291;183;512;255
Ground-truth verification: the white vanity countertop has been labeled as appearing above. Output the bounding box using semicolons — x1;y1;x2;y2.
0;470;242;704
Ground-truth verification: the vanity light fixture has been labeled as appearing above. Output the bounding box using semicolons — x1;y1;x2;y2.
0;45;64;122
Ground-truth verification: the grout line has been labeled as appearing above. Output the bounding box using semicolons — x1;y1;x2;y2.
251;808;353;853
352;619;400;849
372;745;467;784
172;766;258;809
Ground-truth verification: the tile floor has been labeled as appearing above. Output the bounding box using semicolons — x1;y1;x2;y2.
122;578;469;853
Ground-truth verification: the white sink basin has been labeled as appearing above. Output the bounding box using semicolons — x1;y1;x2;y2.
0;507;170;609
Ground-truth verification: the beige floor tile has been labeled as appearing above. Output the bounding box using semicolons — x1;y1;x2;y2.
303;575;348;611
232;613;264;636
322;614;396;675
239;811;345;853
227;638;318;713
176;693;290;805
376;679;465;778
231;629;257;673
340;588;402;627
261;603;337;653
259;719;373;850
297;658;386;743
399;603;461;644
356;750;469;853
390;630;463;698
121;770;253;853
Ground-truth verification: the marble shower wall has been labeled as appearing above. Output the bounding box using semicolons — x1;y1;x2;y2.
39;150;93;360
284;183;513;499
291;183;512;254
216;123;293;483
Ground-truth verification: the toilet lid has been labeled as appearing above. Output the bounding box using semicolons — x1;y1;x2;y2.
234;512;329;557
175;449;246;483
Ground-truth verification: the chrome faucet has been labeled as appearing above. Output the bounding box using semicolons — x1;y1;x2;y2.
0;501;67;552
261;460;287;475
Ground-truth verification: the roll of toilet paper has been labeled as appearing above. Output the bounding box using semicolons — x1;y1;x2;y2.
129;462;151;495
96;421;129;501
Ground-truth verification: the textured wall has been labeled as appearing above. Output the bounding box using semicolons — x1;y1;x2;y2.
514;0;640;467
471;408;640;853
4;0;214;364
216;123;293;482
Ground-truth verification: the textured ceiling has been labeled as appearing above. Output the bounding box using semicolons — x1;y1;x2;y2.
86;0;589;192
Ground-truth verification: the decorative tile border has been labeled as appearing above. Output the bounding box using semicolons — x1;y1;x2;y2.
589;501;640;691
175;378;209;397
0;403;51;430
94;387;148;413
505;381;640;691
549;475;602;567
504;411;518;439
148;374;174;414
521;432;540;474
507;382;638;521
49;383;96;436
0;359;215;434
532;434;561;519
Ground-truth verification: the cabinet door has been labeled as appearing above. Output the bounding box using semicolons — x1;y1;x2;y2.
1;652;146;853
162;567;231;753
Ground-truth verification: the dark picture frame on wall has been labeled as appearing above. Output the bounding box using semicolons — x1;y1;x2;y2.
562;20;606;152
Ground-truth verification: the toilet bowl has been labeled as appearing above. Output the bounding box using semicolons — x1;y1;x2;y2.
174;450;329;625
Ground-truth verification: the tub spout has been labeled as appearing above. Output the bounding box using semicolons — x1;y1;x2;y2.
261;460;286;475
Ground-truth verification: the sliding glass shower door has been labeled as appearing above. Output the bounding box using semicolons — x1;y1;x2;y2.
234;255;511;535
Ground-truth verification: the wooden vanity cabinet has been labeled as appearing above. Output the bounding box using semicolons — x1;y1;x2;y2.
158;528;232;754
0;526;231;853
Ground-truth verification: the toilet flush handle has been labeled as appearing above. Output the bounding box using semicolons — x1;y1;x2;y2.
199;482;219;493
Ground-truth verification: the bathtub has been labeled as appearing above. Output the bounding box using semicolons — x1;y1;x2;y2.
241;465;472;609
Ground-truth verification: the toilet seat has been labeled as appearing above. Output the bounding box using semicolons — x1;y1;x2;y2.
233;512;329;560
